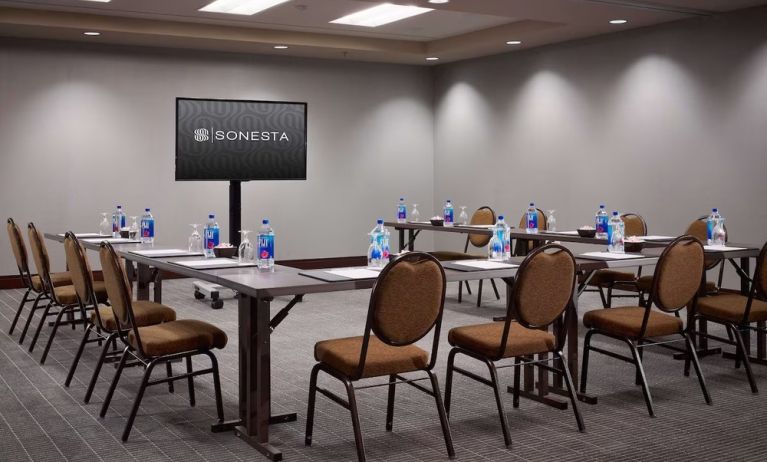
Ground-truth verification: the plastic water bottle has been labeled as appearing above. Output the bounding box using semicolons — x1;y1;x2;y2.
595;204;608;239
502;217;511;260
443;200;454;227
713;217;726;246
488;215;506;261
112;205;125;238
608;211;625;253
706;208;721;245
396;198;407;223
140;208;155;244
203;214;220;258
257;219;275;271
525;203;538;234
381;228;391;265
367;219;385;267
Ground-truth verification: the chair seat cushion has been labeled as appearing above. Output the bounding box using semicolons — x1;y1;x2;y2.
314;335;428;379
92;300;176;331
53;281;108;305
698;294;767;323
31;272;71;291
584;269;636;286
635;276;717;294
583;306;683;338
448;321;555;359
429;251;485;262
129;319;228;357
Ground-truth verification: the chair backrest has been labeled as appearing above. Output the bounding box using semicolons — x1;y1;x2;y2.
686;216;727;270
64;232;99;311
507;244;576;330
649;235;705;313
7;218;31;279
26;223;52;293
99;242;140;344
468;206;495;248
621;213;647;237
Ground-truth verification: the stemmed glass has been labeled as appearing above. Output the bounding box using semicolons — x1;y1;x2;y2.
547;210;557;232
188;224;203;254
238;230;255;264
128;216;139;240
410;204;421;223
458;206;469;226
99;213;111;236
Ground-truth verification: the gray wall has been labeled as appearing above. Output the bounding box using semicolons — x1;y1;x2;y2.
433;7;767;256
0;40;434;274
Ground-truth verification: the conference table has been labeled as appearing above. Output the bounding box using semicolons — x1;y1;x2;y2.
43;232;760;460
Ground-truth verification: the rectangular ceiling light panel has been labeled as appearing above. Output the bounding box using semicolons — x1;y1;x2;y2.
330;3;433;27
199;0;291;16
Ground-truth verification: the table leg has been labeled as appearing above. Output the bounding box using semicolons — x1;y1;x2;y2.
398;228;405;252
407;229;415;251
136;262;151;301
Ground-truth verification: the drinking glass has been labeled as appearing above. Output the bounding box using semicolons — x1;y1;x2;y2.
238;230;255;264
188;224;203;253
98;213;111;236
128;216;139;240
458;206;469;226
547;210;557;232
411;204;421;223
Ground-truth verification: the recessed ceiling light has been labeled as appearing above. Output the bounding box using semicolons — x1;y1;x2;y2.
609;19;628;24
426;57;439;61
330;3;433;28
273;45;288;49
199;0;290;16
428;0;449;3
83;31;101;36
506;40;522;45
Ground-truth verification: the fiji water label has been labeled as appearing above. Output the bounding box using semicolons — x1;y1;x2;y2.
607;224;614;247
113;216;119;233
596;216;608;234
141;219;154;238
120;215;126;228
397;205;407;221
527;212;538;230
706;219;714;241
258;235;274;260
204;227;219;249
444;208;454;224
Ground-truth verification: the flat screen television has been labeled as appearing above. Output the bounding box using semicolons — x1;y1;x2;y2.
175;97;307;181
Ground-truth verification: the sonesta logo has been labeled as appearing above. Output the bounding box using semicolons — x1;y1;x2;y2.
194;128;290;143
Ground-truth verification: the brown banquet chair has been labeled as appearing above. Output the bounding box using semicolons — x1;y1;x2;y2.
26;222;108;363
692;241;767;393
304;252;454;462
444;244;584;448
6;218;71;342
430;205;501;306
98;242;227;441
580;235;711;416
61;232;176;403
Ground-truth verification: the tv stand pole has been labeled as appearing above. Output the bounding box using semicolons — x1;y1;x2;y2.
230;180;242;247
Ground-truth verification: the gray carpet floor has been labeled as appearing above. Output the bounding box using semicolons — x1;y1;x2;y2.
0;279;765;462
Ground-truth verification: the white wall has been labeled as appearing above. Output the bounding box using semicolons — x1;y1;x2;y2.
0;40;434;274
433;8;767;256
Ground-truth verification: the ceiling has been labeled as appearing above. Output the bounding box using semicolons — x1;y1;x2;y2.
0;0;765;64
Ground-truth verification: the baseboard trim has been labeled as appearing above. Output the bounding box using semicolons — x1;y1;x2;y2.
0;256;367;290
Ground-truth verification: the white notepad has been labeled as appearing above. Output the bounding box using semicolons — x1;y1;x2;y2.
704;245;748;251
451;260;519;270
82;237;140;244
57;233;108;238
130;249;203;258
173;258;255;269
546;230;579;235
643;235;676;241
326;268;382;279
463;224;495;229
580;252;646;260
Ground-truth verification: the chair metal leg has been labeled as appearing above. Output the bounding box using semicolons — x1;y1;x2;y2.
343;379;366;462
426;370;456;459
465;281;472;295
476;280;484;307
728;326;757;394
207;352;225;422
556;351;585;432
18;293;44;344
512;357;521;408
65;323;93;387
386;374;396;431
85;334;116;404
305;364;321;446
186;356;196;407
580;330;594;393
122;361;157;441
597;287;609;308
9;289;31;335
635;339;645;386
458;281;463;303
40;305;73;364
28;302;52;353
486;359;512;447
490;279;500;300
627;340;654;417
444;349;457;416
100;347;129;417
606;286;614;308
166;361;174;393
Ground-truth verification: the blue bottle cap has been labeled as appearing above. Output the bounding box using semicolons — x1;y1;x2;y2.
447;199;452;202
712;208;718;212
377;219;384;224
498;215;504;220
613;211;619;215
600;204;605;208
400;197;405;201
209;214;215;219
145;208;150;212
529;202;534;207
262;219;269;224
117;205;122;208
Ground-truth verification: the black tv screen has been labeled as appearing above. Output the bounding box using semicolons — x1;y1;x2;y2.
175;98;307;181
